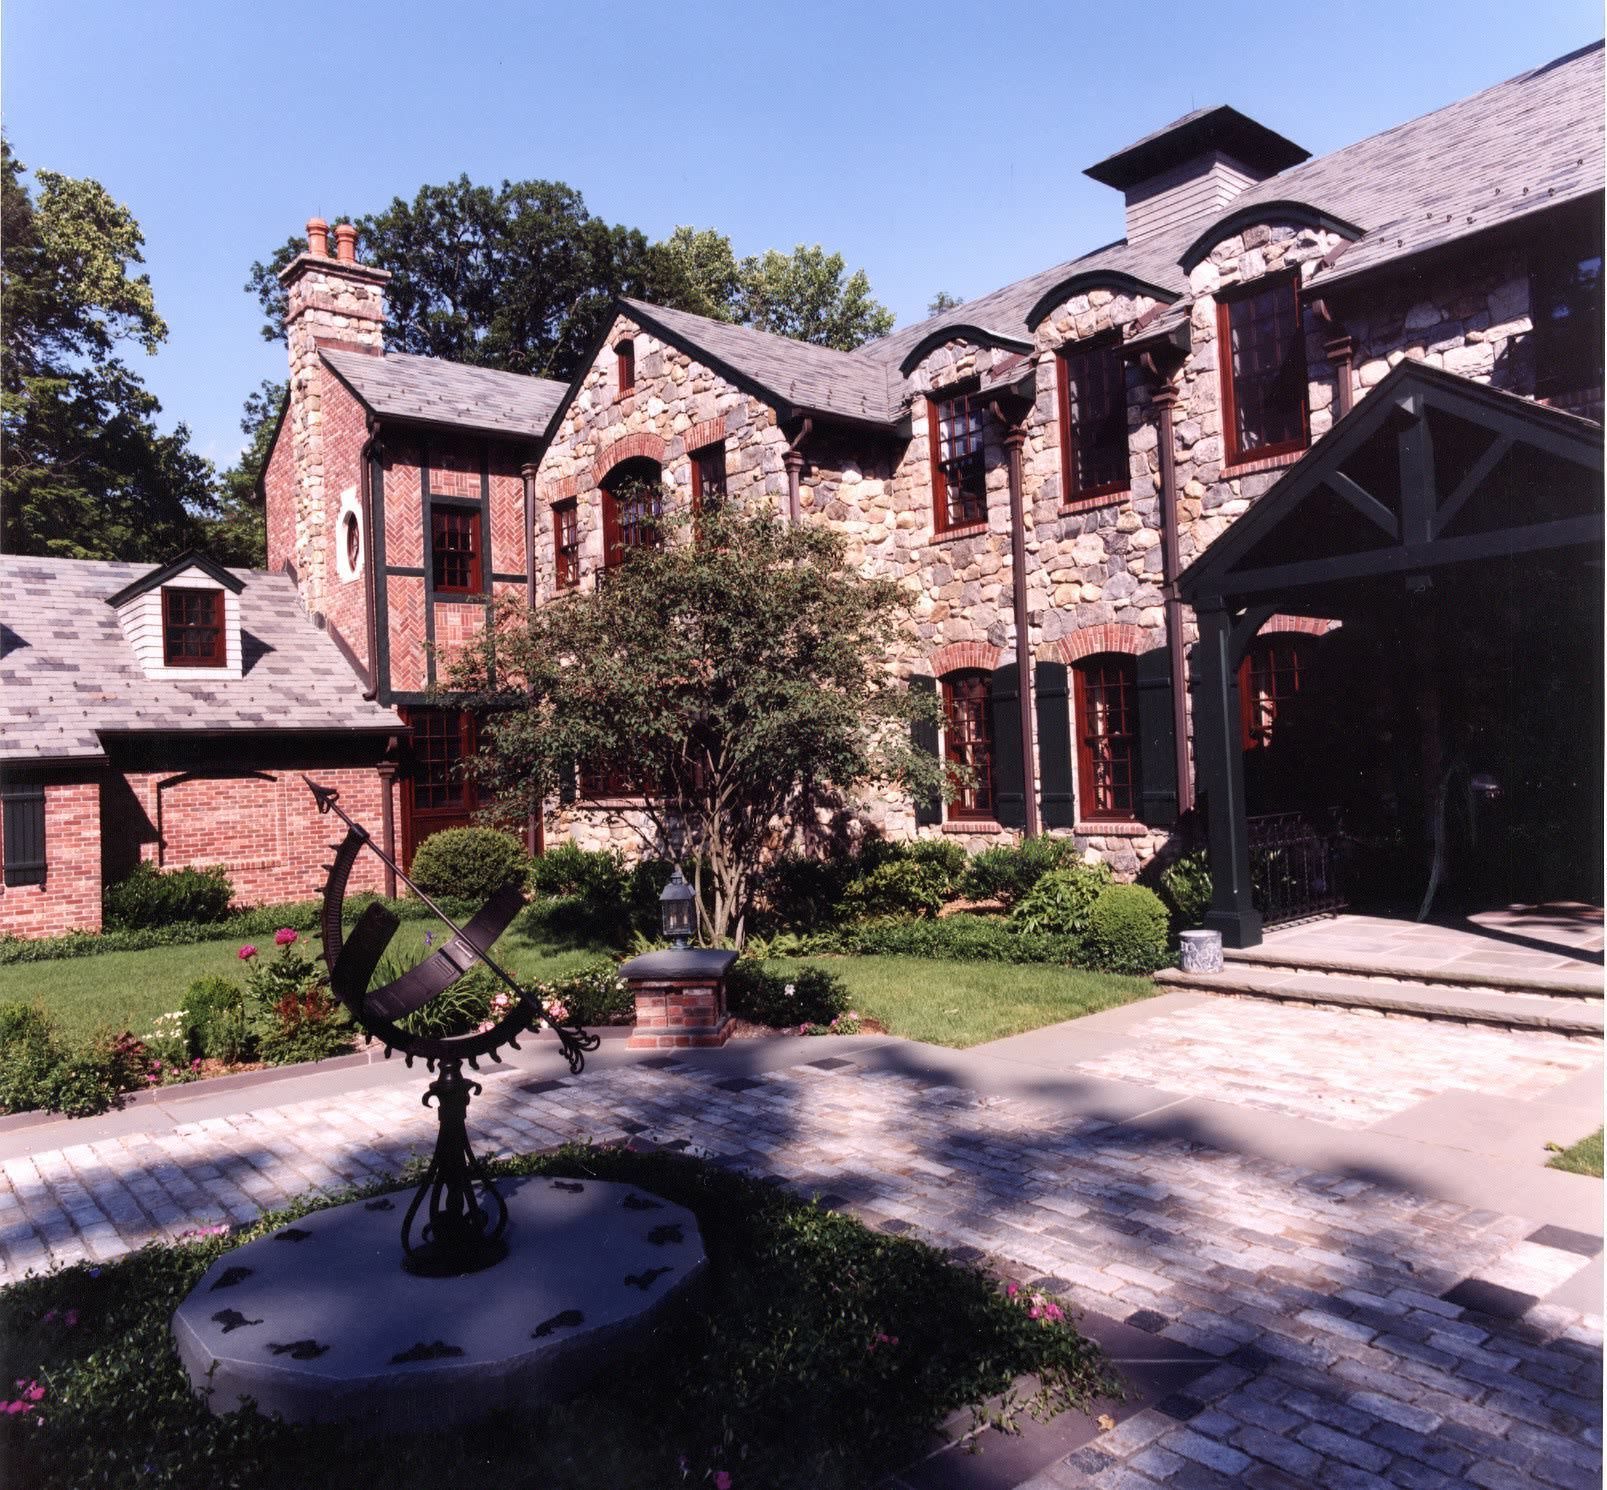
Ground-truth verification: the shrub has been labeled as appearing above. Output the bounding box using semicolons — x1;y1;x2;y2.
812;913;1082;966
103;862;233;930
838;858;951;921
242;930;354;1065
0;1005;149;1117
1082;885;1171;974
895;838;970;892
530;843;634;944
181;976;252;1064
1010;862;1114;940
726;961;849;1028
408;828;530;906
761;853;856;933
533;959;635;1026
960;838;1077;908
1158;850;1212;930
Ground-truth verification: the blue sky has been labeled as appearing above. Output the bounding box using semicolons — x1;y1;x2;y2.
4;0;1601;465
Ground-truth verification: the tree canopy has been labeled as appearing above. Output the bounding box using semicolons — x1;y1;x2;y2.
451;500;941;945
247;176;896;377
1;140;221;561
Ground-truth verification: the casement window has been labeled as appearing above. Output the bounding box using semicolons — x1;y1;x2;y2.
1533;250;1604;413
1058;337;1130;501
617;339;635;396
579;758;643;799
941;670;995;820
161;587;226;667
690;443;727;515
602;480;663;569
1;783;46;888
1218;273;1308;464
430;506;482;594
1239;636;1308;751
410;710;474;813
553;500;580;590
929;392;988;532
1074;655;1139;821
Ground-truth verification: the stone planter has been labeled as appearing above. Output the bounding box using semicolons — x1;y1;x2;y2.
621;948;739;1049
1178;929;1224;974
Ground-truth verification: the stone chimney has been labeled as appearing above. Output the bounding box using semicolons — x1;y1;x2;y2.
275;218;388;619
1083;106;1309;245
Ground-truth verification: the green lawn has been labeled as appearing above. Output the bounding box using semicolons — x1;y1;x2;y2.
1547;1128;1604;1178
769;955;1154;1047
0;918;611;1043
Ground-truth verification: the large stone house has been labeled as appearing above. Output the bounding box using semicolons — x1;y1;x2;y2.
3;42;1602;940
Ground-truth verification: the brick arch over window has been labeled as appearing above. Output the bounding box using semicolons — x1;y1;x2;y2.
683;417;727;455
928;640;1003;677
1057;623;1147;665
1257;613;1340;639
592;432;667;489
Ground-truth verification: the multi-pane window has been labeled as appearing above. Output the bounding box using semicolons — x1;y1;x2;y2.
1240;637;1308;751
1219;274;1307;463
580;759;642;799
162;587;226;667
1533;251;1604;414
930;392;988;532
603;479;663;568
1060;338;1130;500
942;671;994;820
430;506;481;594
617;339;635;395
1074;655;1138;821
691;443;727;514
553;500;580;590
410;710;473;812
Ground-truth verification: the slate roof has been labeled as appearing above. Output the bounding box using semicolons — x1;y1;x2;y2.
0;557;402;763
321;348;566;441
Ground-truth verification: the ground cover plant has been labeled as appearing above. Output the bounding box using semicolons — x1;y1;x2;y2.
1546;1127;1604;1178
0;1146;1111;1490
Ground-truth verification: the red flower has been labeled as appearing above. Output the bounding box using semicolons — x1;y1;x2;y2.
238;946;257;961
275;928;298;947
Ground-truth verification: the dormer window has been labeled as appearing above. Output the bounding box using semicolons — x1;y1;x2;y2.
617;339;635;396
930;391;988;533
1218;272;1308;465
1059;336;1130;503
162;587;226;667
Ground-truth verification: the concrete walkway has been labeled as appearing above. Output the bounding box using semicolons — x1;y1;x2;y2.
1;993;1601;1489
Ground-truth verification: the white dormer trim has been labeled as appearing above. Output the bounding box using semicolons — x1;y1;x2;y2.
114;564;244;680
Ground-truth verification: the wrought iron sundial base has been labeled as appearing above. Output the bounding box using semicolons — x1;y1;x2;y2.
401;1060;510;1277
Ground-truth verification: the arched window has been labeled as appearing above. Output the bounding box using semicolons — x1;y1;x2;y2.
942;670;994;820
1239;635;1310;750
1074;654;1138;821
601;457;663;571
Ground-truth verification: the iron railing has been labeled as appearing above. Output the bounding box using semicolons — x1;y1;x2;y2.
1248;812;1346;925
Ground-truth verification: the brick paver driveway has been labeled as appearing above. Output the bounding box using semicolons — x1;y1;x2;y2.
1;998;1601;1490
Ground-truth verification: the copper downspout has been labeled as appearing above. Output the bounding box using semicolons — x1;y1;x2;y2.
784;418;813;523
358;421;381;699
992;403;1039;837
377;760;399;897
1148;375;1195;814
520;459;544;857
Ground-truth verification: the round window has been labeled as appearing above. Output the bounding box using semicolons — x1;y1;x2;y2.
343;511;361;570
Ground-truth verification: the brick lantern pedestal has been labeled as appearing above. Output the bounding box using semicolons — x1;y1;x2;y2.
621;948;739;1050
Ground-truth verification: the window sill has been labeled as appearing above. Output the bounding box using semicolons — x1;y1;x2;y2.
929;521;991;547
579;797;650;810
1221;447;1306;480
1074;820;1149;837
1060;489;1128;515
942;818;1004;834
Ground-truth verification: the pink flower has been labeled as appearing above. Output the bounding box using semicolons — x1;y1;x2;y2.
714;1473;732;1490
545;1000;569;1023
238;946;257;961
191;1058;202;1071
63;1310;78;1328
1005;1283;1019;1297
23;1384;44;1403
4;1400;24;1415
275;928;298;946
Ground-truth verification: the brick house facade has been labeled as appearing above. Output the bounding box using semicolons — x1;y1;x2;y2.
3;44;1600;936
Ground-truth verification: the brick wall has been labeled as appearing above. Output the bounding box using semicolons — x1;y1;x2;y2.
0;779;103;938
315;374;373;677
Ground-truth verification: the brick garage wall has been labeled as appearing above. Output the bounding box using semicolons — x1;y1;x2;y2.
314;373;373;677
0;779;103;937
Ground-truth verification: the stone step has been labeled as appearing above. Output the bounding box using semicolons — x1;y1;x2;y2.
1154;964;1606;1036
1223;945;1603;1001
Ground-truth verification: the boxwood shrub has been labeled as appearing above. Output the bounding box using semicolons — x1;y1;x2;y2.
408;827;530;906
103;863;234;930
1083;884;1171;974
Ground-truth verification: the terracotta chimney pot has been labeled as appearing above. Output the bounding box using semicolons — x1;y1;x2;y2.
306;217;330;257
333;223;358;264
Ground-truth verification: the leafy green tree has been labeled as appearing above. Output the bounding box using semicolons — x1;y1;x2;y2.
734;244;896;351
1;139;219;560
451;500;942;946
927;290;964;316
199;379;281;568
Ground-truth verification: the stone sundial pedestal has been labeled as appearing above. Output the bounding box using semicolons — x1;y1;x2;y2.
172;1176;705;1429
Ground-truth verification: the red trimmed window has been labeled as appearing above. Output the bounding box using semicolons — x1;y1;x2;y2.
691;443;727;514
1059;337;1130;501
1218;274;1308;464
1533;250;1604;414
162;587;226;667
930;392;988;532
430;506;482;594
617;339;635;396
942;670;994;820
1074;655;1139;821
580;759;643;799
553;500;580;590
602;479;663;569
410;710;473;812
1239;636;1309;751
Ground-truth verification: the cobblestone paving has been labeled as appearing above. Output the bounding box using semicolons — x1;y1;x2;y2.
1076;999;1604;1127
1;1054;1601;1489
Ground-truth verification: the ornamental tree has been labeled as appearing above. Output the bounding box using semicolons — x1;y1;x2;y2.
451;501;943;947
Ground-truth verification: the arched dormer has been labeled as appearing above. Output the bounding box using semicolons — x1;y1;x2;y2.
1025;271;1179;332
897;324;1034;378
1178;200;1363;275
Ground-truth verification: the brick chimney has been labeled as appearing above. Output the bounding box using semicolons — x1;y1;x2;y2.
274;218;388;622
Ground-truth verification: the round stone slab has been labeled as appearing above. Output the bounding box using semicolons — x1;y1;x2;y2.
171;1176;705;1429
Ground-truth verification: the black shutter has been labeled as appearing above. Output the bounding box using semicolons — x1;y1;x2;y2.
2;784;47;887
1136;646;1179;828
908;676;941;826
1035;661;1075;828
558;762;576;806
989;663;1026;829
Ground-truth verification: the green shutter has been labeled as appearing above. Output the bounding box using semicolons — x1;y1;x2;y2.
989;663;1026;829
909;676;941;826
1135;646;1179;828
1035;661;1075;828
1;783;46;887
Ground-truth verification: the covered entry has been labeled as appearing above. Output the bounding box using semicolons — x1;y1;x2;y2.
1179;361;1604;947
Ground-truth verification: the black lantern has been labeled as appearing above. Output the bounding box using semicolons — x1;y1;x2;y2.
659;865;696;948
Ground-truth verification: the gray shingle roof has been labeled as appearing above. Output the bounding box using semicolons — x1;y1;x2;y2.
1;557;402;762
321;348;566;441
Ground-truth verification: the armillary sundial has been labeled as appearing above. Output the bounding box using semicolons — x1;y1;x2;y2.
306;775;599;1276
